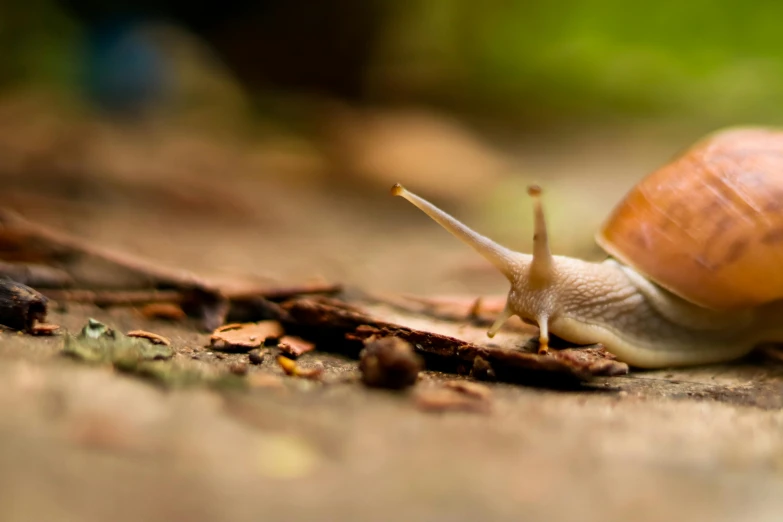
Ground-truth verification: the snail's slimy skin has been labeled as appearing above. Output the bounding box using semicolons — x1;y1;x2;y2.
391;183;776;369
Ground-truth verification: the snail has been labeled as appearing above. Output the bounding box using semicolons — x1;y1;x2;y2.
391;127;783;369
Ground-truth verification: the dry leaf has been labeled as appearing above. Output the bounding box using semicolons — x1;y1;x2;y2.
277;335;315;358
210;321;283;352
30;323;60;336
126;330;171;346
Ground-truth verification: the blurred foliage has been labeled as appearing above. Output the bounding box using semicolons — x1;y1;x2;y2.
0;1;81;89
373;0;783;124
3;0;783;125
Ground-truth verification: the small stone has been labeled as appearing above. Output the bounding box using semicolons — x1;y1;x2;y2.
359;336;423;390
248;349;266;365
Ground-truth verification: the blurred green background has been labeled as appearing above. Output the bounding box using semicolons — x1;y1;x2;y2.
2;0;783;288
4;0;783;126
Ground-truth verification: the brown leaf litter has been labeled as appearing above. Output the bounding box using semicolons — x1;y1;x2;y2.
126;330;171;346
210;321;284;352
29;323;60;335
277;336;315;358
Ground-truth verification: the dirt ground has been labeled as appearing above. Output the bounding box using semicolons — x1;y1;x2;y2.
1;101;783;522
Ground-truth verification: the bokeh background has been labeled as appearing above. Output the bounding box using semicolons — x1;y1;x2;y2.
2;0;782;295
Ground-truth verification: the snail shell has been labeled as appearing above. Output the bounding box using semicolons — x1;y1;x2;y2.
597;127;783;310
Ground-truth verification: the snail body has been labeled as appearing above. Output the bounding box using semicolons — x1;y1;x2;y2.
391;127;783;368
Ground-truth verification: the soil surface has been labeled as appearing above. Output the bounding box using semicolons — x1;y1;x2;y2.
1;104;782;522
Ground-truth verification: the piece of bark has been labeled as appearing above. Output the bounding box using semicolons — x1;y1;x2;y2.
0;209;229;330
282;296;629;383
0;208;214;291
277;336;315;358
0;278;48;331
0;209;341;330
210;321;284;352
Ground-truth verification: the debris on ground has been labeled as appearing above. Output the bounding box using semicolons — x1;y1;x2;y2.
29;323;60;336
210;321;284;352
247;348;267;364
283;296;629;384
62;319;248;389
277;356;324;380
0;209;341;331
126;330;171;346
469;355;496;381
248;348;267;365
0;277;49;332
62;318;174;365
358;336;423;390
277;335;315;358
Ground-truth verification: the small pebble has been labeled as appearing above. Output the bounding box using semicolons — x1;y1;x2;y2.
248;348;266;365
359;336;423;390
